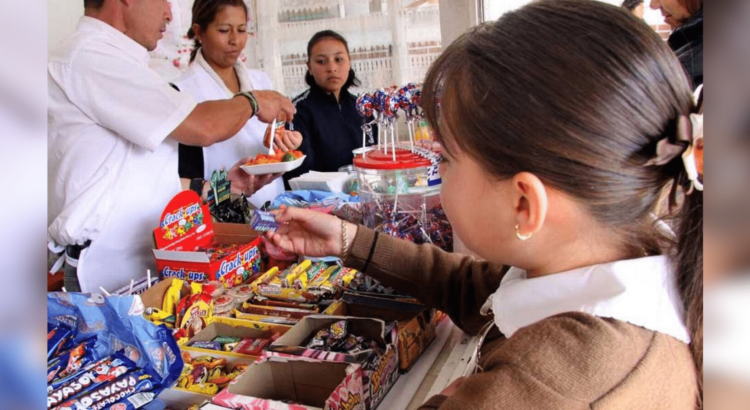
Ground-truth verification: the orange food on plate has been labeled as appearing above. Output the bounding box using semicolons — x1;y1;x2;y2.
245;150;303;166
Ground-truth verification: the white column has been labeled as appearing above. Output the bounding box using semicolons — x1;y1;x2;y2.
255;0;284;93
438;0;480;47
387;0;409;85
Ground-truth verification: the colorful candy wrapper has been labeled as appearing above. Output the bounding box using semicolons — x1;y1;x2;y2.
48;337;102;384
53;368;159;410
250;210;280;233
48;322;75;362
47;352;136;409
306;336;326;350
212;336;241;345
329;321;349;340
223;342;240;352
103;392;158;410
234;338;270;356
292;271;309;290
308;266;339;290
333;268;358;289
191;341;221;351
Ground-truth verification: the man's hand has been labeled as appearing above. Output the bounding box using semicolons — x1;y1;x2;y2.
252;90;296;124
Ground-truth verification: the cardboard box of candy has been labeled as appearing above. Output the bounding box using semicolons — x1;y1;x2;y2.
152;191;264;289
212;353;365;410
269;316;399;410
181;318;291;360
324;293;437;372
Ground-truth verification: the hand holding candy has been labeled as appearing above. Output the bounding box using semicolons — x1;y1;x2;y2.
263;206;358;259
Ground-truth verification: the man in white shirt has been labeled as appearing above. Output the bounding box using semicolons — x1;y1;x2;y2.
48;0;295;293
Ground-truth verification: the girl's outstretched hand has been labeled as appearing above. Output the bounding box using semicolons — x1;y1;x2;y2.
264;206;358;258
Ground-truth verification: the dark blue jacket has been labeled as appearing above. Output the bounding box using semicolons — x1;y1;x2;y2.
284;83;375;185
668;8;703;90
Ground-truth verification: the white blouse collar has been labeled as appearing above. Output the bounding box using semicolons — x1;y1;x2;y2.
482;255;690;343
194;48;253;97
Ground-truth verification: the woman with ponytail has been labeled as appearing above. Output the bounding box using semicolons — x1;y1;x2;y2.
283;30;372;185
263;1;703;408
175;0;303;207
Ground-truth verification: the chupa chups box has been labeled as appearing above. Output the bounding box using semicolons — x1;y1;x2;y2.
269;316;399;410
324;293;437;372
213;353;365;410
152;190;263;289
181;317;291;360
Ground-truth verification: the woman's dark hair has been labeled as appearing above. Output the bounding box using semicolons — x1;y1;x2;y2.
423;0;702;406
621;0;643;11
678;0;703;16
305;30;361;91
188;0;248;63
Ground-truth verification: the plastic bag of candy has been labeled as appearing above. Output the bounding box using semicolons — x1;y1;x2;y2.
47;292;184;408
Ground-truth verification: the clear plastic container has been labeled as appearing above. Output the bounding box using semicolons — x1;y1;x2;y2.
354;146;453;251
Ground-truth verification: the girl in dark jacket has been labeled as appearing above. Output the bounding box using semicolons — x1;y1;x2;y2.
650;0;703;89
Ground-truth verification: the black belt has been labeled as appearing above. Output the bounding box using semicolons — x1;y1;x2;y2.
65;241;91;260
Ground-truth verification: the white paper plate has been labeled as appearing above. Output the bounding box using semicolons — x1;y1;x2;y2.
240;155;306;175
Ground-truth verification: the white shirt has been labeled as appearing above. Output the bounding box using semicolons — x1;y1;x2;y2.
482;255;691;343
48;17;197;293
174;50;284;208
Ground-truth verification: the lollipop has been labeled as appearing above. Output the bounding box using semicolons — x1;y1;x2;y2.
356;93;374;119
410;88;422;112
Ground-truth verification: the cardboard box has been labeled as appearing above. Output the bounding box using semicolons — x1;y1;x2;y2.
213;354;366;410
159;349;258;407
269;316;399;410
152;191;263;288
324;293;437;372
182;318;291;359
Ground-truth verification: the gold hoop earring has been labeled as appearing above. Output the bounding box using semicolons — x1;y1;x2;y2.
515;225;533;241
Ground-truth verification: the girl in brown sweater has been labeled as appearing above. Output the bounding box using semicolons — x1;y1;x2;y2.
265;0;704;408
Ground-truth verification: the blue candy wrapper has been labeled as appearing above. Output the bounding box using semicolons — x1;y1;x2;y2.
47;292;183;404
250;209;280;232
54;369;158;410
48;337;102;384
48;352;136;408
48;322;76;361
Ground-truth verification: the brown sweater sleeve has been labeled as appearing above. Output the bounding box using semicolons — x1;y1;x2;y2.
344;226;509;336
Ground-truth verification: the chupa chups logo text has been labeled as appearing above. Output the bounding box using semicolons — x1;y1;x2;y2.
369;348;396;396
161;266;206;282
218;247;258;278
160;203;201;230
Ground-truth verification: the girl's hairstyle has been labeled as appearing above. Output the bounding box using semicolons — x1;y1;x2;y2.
305;30;361;91
187;0;249;63
423;0;702;406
